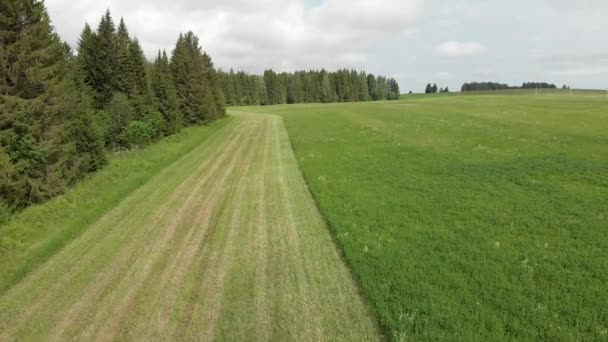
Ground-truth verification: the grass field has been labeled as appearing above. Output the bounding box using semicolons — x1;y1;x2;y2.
0;114;379;340
241;93;608;340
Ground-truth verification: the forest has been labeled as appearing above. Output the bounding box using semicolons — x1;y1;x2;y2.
0;1;401;218
461;81;558;91
218;69;400;106
0;3;224;215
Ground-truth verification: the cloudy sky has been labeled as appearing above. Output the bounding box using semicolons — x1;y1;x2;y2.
46;0;608;92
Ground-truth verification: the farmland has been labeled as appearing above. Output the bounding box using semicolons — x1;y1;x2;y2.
241;93;608;340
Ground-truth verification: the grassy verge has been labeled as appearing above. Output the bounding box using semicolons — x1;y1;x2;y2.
241;94;608;340
0;118;231;295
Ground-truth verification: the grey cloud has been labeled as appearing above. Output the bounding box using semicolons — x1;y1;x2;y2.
45;0;608;91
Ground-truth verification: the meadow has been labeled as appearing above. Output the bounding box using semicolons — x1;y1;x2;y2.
242;93;608;340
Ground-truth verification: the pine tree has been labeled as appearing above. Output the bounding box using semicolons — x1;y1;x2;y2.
432;83;438;93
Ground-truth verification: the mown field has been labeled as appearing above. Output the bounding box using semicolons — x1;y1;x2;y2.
0;114;378;340
242;93;608;340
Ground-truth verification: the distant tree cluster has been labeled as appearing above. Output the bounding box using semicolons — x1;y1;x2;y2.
424;83;450;94
461;81;558;92
0;3;225;211
461;82;510;91
521;82;557;89
219;69;400;106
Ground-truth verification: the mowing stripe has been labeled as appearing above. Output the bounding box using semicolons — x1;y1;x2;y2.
0;112;380;341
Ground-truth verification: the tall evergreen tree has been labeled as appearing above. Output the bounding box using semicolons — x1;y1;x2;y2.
75;23;99;96
170;31;224;124
358;71;370;101
127;38;151;108
113;18;133;94
93;9;117;107
0;0;106;207
151;50;181;134
320;70;334;103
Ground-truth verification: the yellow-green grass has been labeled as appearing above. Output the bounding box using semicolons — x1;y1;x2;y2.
0;119;231;295
241;93;608;340
0;113;379;341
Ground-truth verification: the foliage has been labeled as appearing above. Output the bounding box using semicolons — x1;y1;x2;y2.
220;69;400;106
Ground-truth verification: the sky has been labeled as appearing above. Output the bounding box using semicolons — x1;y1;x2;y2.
45;0;608;92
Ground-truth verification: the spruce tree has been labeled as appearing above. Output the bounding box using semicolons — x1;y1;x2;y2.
113;18;133;94
320;70;334;103
170;31;224;124
0;0;106;207
93;9;117;107
151;50;181;134
257;76;268;105
75;23;99;96
127;38;151;108
358;71;370;101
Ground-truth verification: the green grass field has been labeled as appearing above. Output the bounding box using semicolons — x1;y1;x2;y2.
1;92;606;341
241;93;608;340
0;113;378;341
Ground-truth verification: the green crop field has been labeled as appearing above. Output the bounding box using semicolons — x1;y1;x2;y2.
240;93;608;340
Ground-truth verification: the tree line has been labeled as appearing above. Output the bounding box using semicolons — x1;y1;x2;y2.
218;69;400;106
424;83;450;94
461;81;558;92
0;2;225;213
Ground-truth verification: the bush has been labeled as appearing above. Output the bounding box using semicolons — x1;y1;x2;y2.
125;109;164;148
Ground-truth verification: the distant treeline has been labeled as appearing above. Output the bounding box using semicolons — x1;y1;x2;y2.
218;69;400;106
1;4;224;212
424;83;450;93
461;82;558;92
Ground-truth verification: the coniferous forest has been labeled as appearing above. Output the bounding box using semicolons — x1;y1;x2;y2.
218;69;400;106
0;2;225;212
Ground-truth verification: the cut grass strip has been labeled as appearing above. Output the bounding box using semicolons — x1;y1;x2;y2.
0;118;232;295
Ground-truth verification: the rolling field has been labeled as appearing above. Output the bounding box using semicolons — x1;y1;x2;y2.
0;114;379;340
241;94;608;340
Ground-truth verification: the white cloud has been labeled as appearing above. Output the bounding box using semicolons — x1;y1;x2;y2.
43;0;608;90
435;41;486;58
